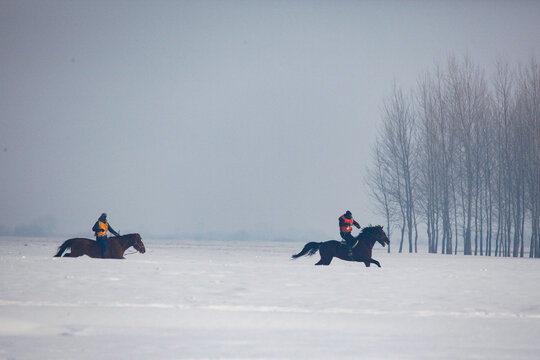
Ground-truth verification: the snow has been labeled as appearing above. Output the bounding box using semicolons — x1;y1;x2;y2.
1;236;539;359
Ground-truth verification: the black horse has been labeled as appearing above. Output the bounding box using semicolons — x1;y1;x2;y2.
292;225;390;266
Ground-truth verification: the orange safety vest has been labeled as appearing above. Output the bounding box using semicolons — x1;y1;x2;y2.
96;221;108;237
340;215;354;233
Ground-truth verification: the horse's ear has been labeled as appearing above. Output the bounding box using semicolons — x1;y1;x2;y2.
382;226;384;230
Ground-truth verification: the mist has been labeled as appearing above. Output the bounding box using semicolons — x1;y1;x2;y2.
1;1;538;239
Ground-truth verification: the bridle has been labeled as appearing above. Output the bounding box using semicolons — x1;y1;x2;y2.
124;236;144;256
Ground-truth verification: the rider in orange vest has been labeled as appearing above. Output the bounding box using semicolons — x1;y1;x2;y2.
339;210;361;257
92;213;120;258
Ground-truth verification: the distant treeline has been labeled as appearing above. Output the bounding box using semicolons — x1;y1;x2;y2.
366;55;539;257
0;216;57;237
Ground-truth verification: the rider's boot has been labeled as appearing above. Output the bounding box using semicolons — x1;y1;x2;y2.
347;246;354;260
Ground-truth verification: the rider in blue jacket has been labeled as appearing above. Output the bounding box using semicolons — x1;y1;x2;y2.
92;213;120;258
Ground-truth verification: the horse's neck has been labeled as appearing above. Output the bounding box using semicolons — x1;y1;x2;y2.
357;233;376;248
116;235;132;250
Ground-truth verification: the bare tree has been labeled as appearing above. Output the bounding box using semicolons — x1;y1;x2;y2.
492;60;514;257
378;85;419;253
366;85;419;253
445;55;490;255
515;58;540;257
417;65;458;254
365;144;395;253
367;55;538;258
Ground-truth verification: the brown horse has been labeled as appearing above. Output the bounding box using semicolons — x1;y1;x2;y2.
291;225;390;266
54;233;146;259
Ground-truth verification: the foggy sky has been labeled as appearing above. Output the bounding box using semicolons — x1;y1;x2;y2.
1;1;538;239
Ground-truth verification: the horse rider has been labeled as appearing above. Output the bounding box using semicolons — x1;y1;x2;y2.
92;213;120;258
339;210;361;258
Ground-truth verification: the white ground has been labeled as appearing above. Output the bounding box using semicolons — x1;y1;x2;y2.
1;236;539;360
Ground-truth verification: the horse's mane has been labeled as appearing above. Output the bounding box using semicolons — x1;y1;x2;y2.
360;225;383;235
110;233;140;239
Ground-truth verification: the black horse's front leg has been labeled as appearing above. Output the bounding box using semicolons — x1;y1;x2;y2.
358;258;381;267
370;259;381;267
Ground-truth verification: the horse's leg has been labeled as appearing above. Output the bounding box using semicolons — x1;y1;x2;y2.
116;246;126;259
69;244;87;258
109;244;125;259
315;256;332;265
370;259;381;267
65;246;78;257
315;248;333;265
361;259;381;267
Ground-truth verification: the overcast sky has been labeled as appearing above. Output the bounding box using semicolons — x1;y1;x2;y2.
1;1;538;239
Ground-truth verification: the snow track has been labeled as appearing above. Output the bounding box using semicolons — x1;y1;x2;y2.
2;300;539;320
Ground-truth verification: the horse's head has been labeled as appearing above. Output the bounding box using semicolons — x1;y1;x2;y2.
132;233;146;254
361;225;390;247
374;226;390;247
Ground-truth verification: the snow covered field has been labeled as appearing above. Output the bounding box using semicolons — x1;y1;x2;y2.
1;236;539;360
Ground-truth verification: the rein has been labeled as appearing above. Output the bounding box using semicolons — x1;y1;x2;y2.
117;235;140;256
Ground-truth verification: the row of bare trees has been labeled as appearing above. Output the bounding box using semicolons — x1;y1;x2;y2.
366;55;539;257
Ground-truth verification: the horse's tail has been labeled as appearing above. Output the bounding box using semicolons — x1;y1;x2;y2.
291;242;322;259
54;239;72;257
